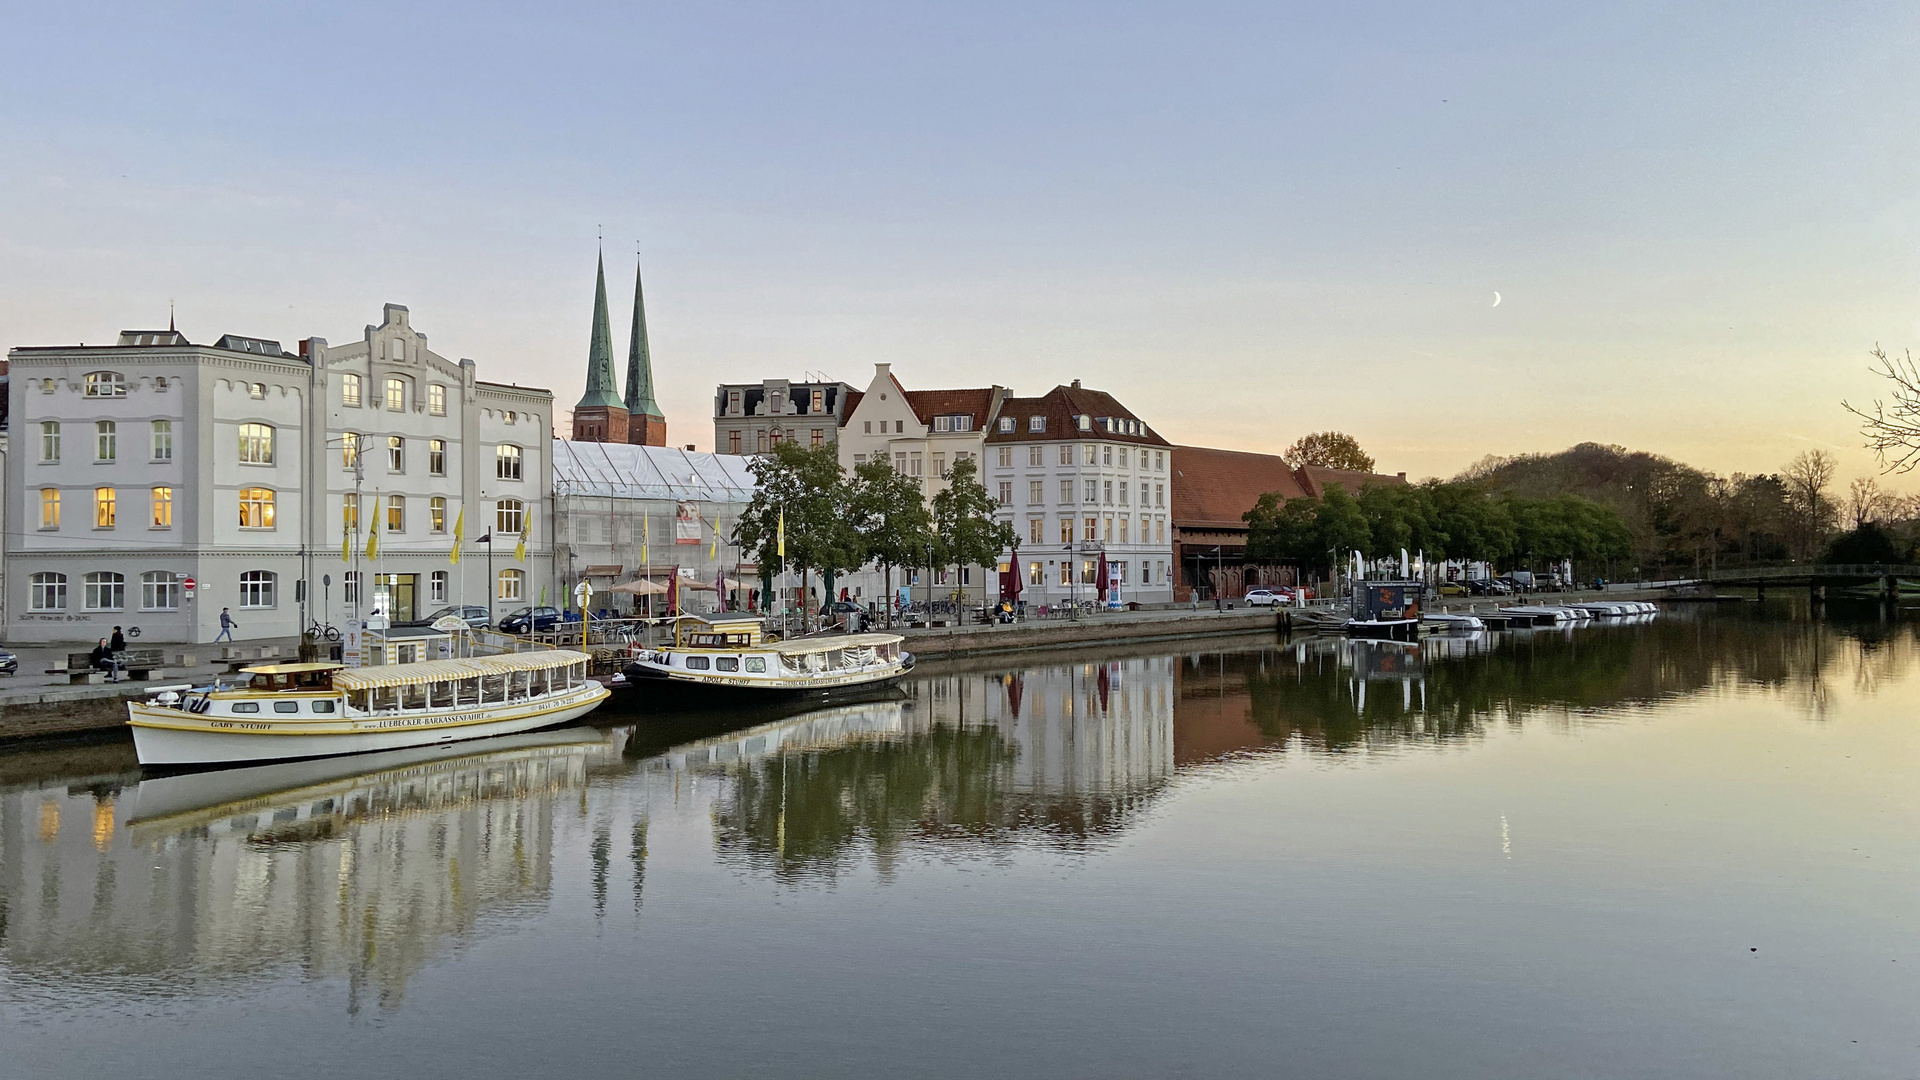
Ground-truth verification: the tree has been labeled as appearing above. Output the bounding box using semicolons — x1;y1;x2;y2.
848;458;932;625
1824;522;1901;564
1844;345;1920;472
1782;450;1838;561
929;457;1017;608
1283;431;1375;473
734;442;864;626
1847;475;1890;529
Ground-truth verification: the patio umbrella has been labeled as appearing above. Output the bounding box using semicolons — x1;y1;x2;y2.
610;579;668;595
1096;551;1110;602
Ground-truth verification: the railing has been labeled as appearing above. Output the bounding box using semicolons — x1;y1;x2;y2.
1704;564;1920;582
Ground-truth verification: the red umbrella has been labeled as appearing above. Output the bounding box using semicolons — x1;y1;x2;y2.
666;568;679;613
1096;551;1110;602
1006;552;1023;601
1097;663;1111;713
1006;673;1024;718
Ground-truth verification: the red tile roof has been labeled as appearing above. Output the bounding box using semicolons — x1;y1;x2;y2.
1171;446;1307;529
1294;464;1408;497
903;388;996;430
983;384;1170;446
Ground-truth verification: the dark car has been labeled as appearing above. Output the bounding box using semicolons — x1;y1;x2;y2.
498;606;562;634
398;605;493;630
825;600;863;615
1466;579;1511;596
0;648;16;676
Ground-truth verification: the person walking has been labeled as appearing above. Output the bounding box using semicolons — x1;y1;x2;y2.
216;607;237;642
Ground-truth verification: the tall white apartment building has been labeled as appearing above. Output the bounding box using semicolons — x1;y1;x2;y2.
4;304;554;643
983;381;1174;606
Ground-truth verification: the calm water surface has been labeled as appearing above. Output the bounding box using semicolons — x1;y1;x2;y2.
1;604;1914;1078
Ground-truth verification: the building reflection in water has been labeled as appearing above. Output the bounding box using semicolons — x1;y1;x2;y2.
0;727;627;1014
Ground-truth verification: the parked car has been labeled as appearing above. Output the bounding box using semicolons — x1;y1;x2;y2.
1243;588;1291;607
0;648;17;676
497;606;562;634
1466;579;1511;596
397;605;492;630
825;600;863;615
1436;581;1467;596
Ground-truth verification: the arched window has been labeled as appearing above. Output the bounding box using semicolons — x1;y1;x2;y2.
428;384;446;415
342;432;361;469
29;572;67;612
154;376;169;391
248;382;266;399
239;571;277;608
387;495;405;532
429;496;447;533
496;444;523;480
430;570;448;603
151;486;172;528
39;488;60;529
389;339;405;362
94;487;116;528
83;371;126;398
238;423;274;464
496;498;525;535
83;571;125;611
388;435;405;472
341;373;363;407
151;420;172;461
95;420;116;461
39;421;59;462
497;569;524;601
385;377;407;411
239;488;275;529
141;571;181;611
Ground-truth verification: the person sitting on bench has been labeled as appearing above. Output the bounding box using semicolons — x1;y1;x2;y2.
89;638;120;682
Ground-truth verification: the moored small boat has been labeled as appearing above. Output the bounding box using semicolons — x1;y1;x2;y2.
616;614;914;705
1422;612;1486;632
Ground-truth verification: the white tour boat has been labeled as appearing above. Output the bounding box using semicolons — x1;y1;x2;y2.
616;614;914;704
127;651;609;767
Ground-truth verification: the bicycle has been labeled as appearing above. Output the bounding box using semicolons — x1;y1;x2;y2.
304;620;342;643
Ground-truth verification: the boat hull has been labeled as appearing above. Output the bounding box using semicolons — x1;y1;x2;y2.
128;684;610;767
1345;618;1420;641
616;660;911;708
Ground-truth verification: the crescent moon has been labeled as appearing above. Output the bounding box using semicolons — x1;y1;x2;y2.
1492;291;1502;307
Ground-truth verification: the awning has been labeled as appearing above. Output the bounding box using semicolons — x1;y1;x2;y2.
773;633;903;656
332;650;591;690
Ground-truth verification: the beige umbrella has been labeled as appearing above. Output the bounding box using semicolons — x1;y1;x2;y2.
610;579;668;596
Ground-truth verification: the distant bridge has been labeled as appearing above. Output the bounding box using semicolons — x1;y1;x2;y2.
1698;564;1920;594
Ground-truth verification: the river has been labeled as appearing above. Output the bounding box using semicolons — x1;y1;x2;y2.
0;602;1913;1078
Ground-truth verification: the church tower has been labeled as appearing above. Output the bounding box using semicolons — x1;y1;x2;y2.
572;252;629;443
624;256;667;446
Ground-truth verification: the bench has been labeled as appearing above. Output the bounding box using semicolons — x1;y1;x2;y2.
45;648;169;683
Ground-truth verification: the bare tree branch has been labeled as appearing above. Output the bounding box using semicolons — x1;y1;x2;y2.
1842;345;1920;474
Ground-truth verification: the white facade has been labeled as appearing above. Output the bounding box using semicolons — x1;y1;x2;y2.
4;306;554;644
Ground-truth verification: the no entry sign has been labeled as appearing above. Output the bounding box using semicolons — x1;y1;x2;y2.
183;576;196;595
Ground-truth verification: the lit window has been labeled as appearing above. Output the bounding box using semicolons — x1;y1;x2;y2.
94;487;116;528
151;420;173;461
1029;517;1043;544
343;496;359;532
342;373;362;407
39;488;60;529
811;429;824;446
30;572;67;612
239;570;276;608
141;571;180;611
1029;561;1044;585
83;572;124;611
429;439;446;476
239;487;275;529
385;377;406;411
40;378;53;393
495;498;525;535
430;496;447;533
388;435;405;472
40;421;59;462
96;421;116;461
151;487;172;528
811;389;824;413
342;432;361;469
83;371;126;397
387;495;405;532
238;423;274;464
497;569;524;601
431;570;448;602
1060;518;1073;544
429;384;446;415
249;382;265;399
1085;517;1098;542
504;410;516;425
496;444;523;480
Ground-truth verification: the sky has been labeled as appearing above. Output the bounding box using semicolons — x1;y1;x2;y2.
4;1;1919;485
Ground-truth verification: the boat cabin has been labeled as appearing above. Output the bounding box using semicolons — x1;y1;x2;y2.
1353;581;1423;622
674;614;766;649
245;662;342;692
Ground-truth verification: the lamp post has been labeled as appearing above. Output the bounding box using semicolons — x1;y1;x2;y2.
1211;545;1224;611
478;531;495;625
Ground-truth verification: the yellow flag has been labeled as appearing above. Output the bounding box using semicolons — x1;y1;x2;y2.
641;514;648;567
366;497;381;560
709;516;718;559
450;505;465;564
342;520;351;562
777;508;785;559
515;517;528;561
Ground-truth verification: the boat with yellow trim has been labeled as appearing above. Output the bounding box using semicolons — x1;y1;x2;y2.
614;614;913;704
127;651;609;767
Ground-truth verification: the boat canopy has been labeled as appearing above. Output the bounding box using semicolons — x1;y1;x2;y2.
332;650;591;691
239;662;346;676
773;634;903;656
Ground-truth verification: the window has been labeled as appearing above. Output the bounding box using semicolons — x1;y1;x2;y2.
685;656;711;670
239;570;276;608
39;488;60;529
429;384;446;415
238;423;274;464
729;431;741;454
1058;561;1071;586
895;420;904;433
1157;517;1166;543
1059;445;1072;466
155;376;169;391
388;496;405;532
1084;480;1097;503
997;447;1011;467
756;430;768;453
429;439;446;476
728;389;742;413
998;481;1012;504
1118;447;1129;468
1025;415;1043;433
497;444;523;480
1119;517;1130;543
30;573;67;611
769;427;784;446
83;572;125;611
342;373;362;407
141;571;180;611
39;378;53;393
1118;481;1127;505
343;432;361;470
954;415;972;432
151;487;172;528
431;570;448;603
1085;517;1098;542
895;453;906;472
231;702;260;714
1104;516;1114;542
1030;480;1044;505
497;569;524;601
40;421;60;463
96;421;116;461
1102;445;1113;466
496;498;525;535
910;454;923;477
933;454;946;478
998;417;1014;433
385;377;407;411
388;436;405;472
811;429;824;446
430;496;446;532
1060;518;1073;544
504;410;517;425
84;371;126;398
248;382;265;399
1029;517;1043;544
239;487;275;529
343;495;359;532
151;420;173;461
94;487;116;528
744;656;767;673
1082;559;1097;584
1059;479;1073;505
934;416;950;433
344;571;360;603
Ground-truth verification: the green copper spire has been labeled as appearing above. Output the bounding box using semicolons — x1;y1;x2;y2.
576;252;625;411
624;256;662;417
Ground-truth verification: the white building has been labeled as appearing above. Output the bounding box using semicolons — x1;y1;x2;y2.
983;381;1175;606
4;305;555;643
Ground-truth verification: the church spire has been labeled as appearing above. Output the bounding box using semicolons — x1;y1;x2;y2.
575;252;626;412
624;255;662;418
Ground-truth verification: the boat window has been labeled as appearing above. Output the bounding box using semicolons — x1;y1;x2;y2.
716;656;739;672
686;656;710;670
273;701;300;713
745;656;766;673
311;700;336;713
231;702;260;713
346;691;368;711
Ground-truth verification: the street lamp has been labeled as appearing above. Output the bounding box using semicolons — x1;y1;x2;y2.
477;530;495;625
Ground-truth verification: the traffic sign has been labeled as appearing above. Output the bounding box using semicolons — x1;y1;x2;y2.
183;576;196;594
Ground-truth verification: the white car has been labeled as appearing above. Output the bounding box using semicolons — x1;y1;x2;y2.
1244;588;1291;607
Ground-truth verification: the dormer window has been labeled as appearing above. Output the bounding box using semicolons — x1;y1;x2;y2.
1077;414;1092;431
934;416;951;433
1029;416;1045;432
953;415;972;432
998;417;1014;433
84;372;126;398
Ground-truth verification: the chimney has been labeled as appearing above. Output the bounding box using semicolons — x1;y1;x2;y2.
1397;472;1407;480
875;362;891;380
1071;378;1081;389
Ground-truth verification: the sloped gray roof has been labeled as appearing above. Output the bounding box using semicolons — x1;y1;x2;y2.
552;439;758;502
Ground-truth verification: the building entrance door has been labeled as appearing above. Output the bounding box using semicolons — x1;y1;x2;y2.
372;574;418;622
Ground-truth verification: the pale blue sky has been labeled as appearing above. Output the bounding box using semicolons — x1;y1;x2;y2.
4;1;1917;482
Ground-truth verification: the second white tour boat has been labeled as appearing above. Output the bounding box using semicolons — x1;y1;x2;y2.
615;614;914;705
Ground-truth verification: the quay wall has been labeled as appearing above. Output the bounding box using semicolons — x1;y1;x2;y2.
901;609;1286;660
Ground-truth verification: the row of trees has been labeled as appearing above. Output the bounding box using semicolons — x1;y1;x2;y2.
732;443;1016;617
1243;480;1635;577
